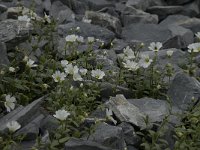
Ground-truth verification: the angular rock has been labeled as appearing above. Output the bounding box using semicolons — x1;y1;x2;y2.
166;25;194;49
0;4;7;13
168;73;200;110
146;6;183;20
58;21;115;44
0;42;9;67
98;7;119;18
126;0;150;11
165;0;193;5
118;122;141;146
106;95;146;128
82;0;114;11
127;98;182;125
0;96;46;132
15;114;45;141
65;138;114;150
160;15;200;33
88;123;125;150
181;0;200;17
121;6;158;26
50;1;75;24
85;11;122;36
0;19;32;48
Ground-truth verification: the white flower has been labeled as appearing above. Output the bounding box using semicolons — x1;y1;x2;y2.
148;42;163;52
139;54;153;68
6;121;21;132
18;15;31;27
123;46;135;60
195;32;200;39
65;34;84;43
65;34;78;42
23;56;29;62
26;59;38;68
76;36;84;43
4;95;16;112
64;64;79;75
188;43;200;53
123;60;139;71
44;12;51;23
82;17;92;23
88;37;95;43
73;73;83;81
53;109;70;121
52;71;66;82
9;67;15;72
166;50;174;57
91;69;105;79
79;68;88;75
106;108;117;125
18;15;31;22
61;60;69;68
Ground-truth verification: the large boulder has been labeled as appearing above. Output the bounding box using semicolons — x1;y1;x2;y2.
88;123;125;150
121;6;158;26
106;95;146;129
85;11;122;36
50;1;75;24
65;138;114;150
146;6;183;20
168;73;200;110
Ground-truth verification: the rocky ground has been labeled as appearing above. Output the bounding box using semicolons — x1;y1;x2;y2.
0;0;200;150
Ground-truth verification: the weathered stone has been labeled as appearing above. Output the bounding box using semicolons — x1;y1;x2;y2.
0;4;7;13
0;96;46;132
128;98;182;125
88;123;125;150
50;1;75;24
0;19;32;48
58;21;115;44
85;11;122;36
160;15;200;33
118;122;141;146
126;0;150;11
98;7;119;18
106;95;146;128
65;138;114;150
180;0;200;17
165;0;193;5
15;114;45;141
121;6;158;26
0;42;9;67
146;6;183;20
81;0;114;11
168;73;200;110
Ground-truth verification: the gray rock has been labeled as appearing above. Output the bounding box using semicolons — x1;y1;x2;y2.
122;23;171;47
127;98;182;125
160;15;200;33
65;138;114;150
180;0;200;17
166;25;194;49
58;21;115;44
126;0;150;11
106;95;146;128
0;42;9;67
168;73;200;110
146;6;183;20
43;0;51;12
15;114;45;141
127;146;139;150
88;122;125;150
111;39;129;54
0;19;32;48
98;7;119;18
165;0;193;5
121;6;158;26
81;0;114;11
50;1;75;24
0;96;46;132
118;122;141;146
85;11;122;36
0;4;7;13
